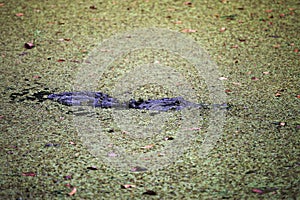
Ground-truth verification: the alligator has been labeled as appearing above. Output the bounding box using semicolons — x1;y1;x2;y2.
47;91;230;112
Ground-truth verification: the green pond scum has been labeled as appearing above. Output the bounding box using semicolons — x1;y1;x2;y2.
0;0;299;199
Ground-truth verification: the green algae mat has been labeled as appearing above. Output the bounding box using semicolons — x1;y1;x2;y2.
0;0;299;199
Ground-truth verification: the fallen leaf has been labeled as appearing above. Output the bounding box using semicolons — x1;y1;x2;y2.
231;44;238;48
57;59;65;62
22;172;36;177
232;82;241;86
297;95;300;99
279;122;286;126
0;3;5;7
279;13;285;17
121;184;136;189
262;71;269;75
87;166;98;170
265;9;273;13
271;122;286;127
275;92;281;97
225;89;232;93
181;29;197;33
164;136;174;141
33;75;41;79
16;13;24;17
141;144;154;149
68;187;77;196
252;187;278;194
184;2;192;6
251;77;259;81
131;166;147;172
174;21;182;24
24;42;35;49
252;188;263;194
294;48;299;53
219;77;228;80
220;27;226;32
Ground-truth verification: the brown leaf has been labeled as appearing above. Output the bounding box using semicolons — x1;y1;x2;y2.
16;13;24;17
265;9;273;13
141;144;154;149
232;82;241;86
181;29;197;33
184;2;192;6
121;184;136;189
24;42;35;49
87;166;98;170
164;136;174;141
279;13;285;17
275;92;281;97
252;188;263;194
252;187;278;194
220;27;226;32
33;75;41;79
251;77;259;81
22;172;36;177
68;187;77;196
218;77;228;80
